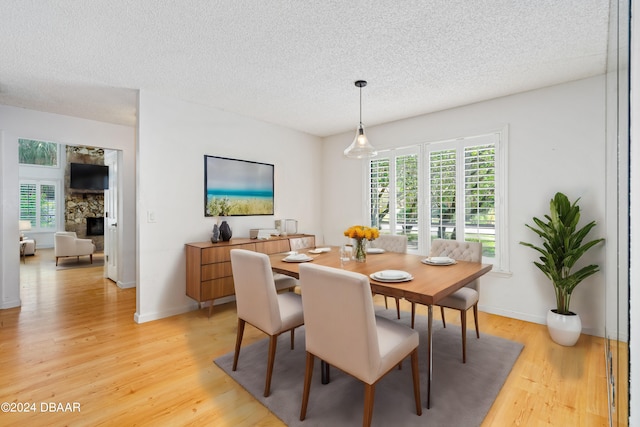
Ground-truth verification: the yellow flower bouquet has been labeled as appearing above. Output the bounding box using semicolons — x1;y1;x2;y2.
344;225;379;262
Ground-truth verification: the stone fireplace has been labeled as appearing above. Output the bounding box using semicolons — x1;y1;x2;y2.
64;146;105;251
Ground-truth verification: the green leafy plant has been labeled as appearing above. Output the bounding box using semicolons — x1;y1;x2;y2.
519;192;604;315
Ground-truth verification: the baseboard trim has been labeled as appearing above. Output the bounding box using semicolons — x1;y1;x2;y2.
479;304;606;338
0;298;21;309
134;302;199;323
116;280;136;289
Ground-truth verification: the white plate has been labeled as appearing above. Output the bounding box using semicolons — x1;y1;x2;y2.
370;272;413;283
308;247;331;254
430;256;455;264
372;270;410;280
376;270;408;279
421;257;457;266
366;248;385;254
283;254;313;262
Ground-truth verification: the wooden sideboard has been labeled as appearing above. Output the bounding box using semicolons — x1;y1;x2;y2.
185;234;315;315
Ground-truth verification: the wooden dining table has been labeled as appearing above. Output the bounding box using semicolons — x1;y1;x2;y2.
268;246;493;409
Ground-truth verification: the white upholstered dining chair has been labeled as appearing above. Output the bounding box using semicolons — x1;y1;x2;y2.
298;263;421;426
288;236;315;251
272;236;316;293
369;234;408;319
230;249;305;397
410;239;482;363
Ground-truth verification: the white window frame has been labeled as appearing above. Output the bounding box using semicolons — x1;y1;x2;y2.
366;126;509;273
19;179;59;231
18;138;61;168
366;145;421;253
422;127;509;272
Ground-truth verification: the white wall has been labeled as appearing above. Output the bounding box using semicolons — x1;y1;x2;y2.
0;129;21;309
322;76;608;336
135;91;323;322
0;105;136;308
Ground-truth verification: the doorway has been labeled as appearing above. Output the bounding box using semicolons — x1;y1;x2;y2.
17;143;122;284
104;150;119;283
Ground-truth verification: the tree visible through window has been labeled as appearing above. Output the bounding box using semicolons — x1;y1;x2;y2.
368;130;506;271
18;138;59;230
428;139;497;258
430;149;456;240
19;181;57;230
369;147;419;250
18;139;58;166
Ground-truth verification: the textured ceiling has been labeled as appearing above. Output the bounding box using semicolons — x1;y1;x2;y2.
0;1;610;137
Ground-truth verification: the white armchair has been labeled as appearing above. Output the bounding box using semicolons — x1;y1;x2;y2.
54;231;96;266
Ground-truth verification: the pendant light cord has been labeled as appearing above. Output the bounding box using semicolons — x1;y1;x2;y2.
359;86;363;126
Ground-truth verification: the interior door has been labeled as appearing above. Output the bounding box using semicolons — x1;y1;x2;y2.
104;150;118;282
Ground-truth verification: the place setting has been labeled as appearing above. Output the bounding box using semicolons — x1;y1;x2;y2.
421;256;457;266
282;251;314;262
366;247;385;254
369;269;413;283
308;247;331;254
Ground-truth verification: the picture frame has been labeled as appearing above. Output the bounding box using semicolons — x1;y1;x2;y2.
204;155;274;216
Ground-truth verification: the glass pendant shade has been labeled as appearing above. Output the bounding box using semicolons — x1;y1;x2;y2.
344;80;377;159
344;124;377;158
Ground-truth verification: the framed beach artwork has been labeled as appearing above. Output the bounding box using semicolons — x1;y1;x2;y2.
204;155;274;216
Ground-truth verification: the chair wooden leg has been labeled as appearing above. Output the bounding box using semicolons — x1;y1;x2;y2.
461;309;467;363
232;318;245;371
395;298;400;319
90;254;93;264
412;302;419;329
264;335;278;397
410;348;422;416
440;306;447;328
363;383;376;427
55;257;59;266
290;328;295;350
300;352;315;421
473;303;480;338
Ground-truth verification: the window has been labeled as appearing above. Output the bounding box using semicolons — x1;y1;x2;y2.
368;129;508;272
369;147;419;250
427;134;498;257
18;139;59;167
19;181;57;230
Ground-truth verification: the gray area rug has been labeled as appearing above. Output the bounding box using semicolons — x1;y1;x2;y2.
214;308;523;427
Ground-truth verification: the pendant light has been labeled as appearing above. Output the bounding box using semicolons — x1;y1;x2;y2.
343;80;377;159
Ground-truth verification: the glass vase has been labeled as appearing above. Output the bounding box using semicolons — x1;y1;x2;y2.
353;239;367;263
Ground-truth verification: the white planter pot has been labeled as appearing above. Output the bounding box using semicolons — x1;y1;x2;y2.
546;309;581;346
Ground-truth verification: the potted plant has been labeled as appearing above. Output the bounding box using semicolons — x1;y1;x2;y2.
519;192;604;346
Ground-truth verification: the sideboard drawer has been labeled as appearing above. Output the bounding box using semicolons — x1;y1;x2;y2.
201;277;235;301
202;243;255;264
201;262;232;281
255;239;291;255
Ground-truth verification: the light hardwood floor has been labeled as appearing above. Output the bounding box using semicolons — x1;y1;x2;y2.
0;249;620;426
